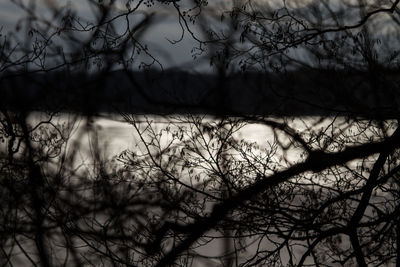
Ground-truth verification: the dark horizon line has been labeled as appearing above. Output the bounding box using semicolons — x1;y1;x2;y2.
1;68;399;118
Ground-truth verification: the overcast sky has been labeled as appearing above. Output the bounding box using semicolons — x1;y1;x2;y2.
0;0;398;72
0;0;210;71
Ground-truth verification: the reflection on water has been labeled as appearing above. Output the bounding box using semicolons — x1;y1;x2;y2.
1;111;397;266
21;112;370;168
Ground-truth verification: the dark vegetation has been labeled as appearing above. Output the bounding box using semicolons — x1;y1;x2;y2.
1;0;400;266
2;68;400;116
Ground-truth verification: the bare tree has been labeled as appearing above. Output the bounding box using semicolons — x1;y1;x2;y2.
1;0;400;266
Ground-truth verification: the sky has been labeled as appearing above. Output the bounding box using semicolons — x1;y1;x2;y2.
0;0;398;72
0;0;208;70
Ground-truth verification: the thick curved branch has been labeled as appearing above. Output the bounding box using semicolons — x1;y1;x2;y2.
156;125;400;266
